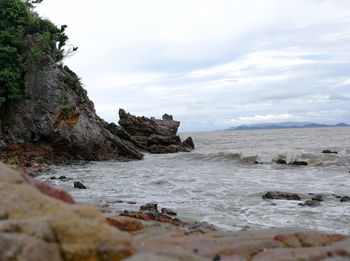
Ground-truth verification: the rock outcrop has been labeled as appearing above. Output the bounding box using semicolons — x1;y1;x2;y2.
118;109;194;153
2;163;350;260
0;162;134;261
0;34;142;163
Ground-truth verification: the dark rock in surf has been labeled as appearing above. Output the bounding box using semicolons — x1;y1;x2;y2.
263;191;301;201
140;203;159;213
322;150;338;154
74;181;87;189
310;193;325;202
276;159;287;164
340;196;350;202
118;109;194;153
161;208;177;216
291;161;308;166
182;136;195;150
299;200;321;207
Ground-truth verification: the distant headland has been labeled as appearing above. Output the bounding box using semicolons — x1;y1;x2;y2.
224;122;350;131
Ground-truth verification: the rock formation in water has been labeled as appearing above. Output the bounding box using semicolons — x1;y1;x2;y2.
118;109;195;154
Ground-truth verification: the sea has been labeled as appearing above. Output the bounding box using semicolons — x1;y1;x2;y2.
39;127;350;234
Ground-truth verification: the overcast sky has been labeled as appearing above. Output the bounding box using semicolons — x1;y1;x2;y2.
37;0;350;131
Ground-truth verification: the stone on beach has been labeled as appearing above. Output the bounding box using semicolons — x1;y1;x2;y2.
0;163;134;261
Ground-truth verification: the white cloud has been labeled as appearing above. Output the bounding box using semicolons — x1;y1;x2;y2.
36;0;350;131
230;113;296;125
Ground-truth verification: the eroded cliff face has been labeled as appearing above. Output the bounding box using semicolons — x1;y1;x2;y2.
0;34;142;161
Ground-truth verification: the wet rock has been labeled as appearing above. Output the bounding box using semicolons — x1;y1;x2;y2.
58;175;69;181
276;159;287;164
50;176;57;180
311;194;324;202
262;191;301;201
182;137;195;150
291;161;308;166
333;193;342;199
322;150;338;154
340;196;350;202
149;144;181;154
118;109;194;153
298;200;321;207
161;208;177;216
73;181;87;189
140;203;159;213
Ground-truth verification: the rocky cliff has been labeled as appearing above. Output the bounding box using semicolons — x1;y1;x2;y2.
0;34;143;163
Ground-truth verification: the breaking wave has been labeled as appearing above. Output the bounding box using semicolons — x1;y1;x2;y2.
184;150;348;166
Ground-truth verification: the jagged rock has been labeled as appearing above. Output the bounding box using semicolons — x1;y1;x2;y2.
182;137;195;150
262;191;301;201
74;181;87;189
140;203;159;213
118;109;194;153
0;34;143;162
0;162;134;260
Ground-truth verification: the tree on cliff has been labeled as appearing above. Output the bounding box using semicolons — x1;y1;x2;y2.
0;0;68;107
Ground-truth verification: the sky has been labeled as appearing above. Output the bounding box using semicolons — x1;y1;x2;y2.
37;0;350;132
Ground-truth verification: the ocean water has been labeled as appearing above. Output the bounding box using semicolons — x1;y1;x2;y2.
40;127;350;234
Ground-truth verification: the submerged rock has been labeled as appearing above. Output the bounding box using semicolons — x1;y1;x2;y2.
263;191;301;200
340;196;350;202
74;181;87;189
118;109;194;153
322;150;338;154
291;160;308;166
299;200;321;207
275;159;287;164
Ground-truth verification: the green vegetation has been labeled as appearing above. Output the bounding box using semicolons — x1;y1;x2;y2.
0;0;69;107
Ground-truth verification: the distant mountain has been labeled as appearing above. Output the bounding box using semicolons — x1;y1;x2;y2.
225;122;350;131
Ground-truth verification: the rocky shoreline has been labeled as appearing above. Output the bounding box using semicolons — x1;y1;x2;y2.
0;107;194;168
1;163;350;261
0;31;193;167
